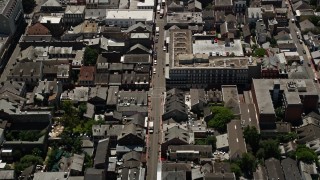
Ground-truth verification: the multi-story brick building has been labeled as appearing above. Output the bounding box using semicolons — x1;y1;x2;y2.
166;29;261;89
251;79;319;129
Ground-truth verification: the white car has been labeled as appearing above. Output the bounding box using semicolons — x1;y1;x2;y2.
163;46;167;51
153;68;156;74
154;60;157;65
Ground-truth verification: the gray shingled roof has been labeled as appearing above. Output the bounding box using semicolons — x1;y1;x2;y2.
265;158;285;180
281;158;301;180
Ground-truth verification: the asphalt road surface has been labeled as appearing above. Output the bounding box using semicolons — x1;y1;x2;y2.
146;11;167;180
287;0;315;80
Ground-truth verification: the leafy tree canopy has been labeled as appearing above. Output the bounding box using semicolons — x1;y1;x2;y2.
296;145;318;163
308;16;320;27
240;152;257;177
258;139;281;160
207;106;234;133
231;163;242;178
243;126;260;154
15;155;43;173
84;47;98;66
195;136;216;150
254;48;266;57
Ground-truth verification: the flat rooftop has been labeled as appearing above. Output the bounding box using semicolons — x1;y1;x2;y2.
40;16;62;24
193;39;244;56
105;9;154;21
174;56;255;68
252;79;318;114
166;12;202;24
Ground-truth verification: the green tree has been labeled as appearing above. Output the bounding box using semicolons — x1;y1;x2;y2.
250;29;256;37
4;164;11;170
207;106;234;133
32;148;43;157
256;148;265;160
269;38;277;48
15;155;43;173
195;139;207;145
277;132;298;143
5;131;14;141
243;126;260;154
308;16;320;27
59;132;82;153
240;153;257;177
19;131;40;141
231;163;242;178
78;103;87;116
310;0;317;6
84;152;93;169
296;145;317;163
46;148;58;171
254;48;266;57
207;136;217;150
84;47;98;66
205;3;213;10
22;0;36;14
275;107;284;121
59;101;80;132
95;116;106;125
259;139;281;159
251;44;258;51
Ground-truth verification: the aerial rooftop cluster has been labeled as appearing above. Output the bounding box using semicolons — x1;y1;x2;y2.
0;0;320;179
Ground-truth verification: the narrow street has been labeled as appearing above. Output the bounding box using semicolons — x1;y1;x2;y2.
287;0;316;80
146;10;167;180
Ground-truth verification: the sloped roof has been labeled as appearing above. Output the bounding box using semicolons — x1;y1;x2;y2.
292;1;311;11
164;126;189;144
94;138;109;167
299;19;315;32
122;151;142;162
227;120;247;159
125;113;145;127
124;22;152;33
188;0;202;10
89;86;107;101
242;24;251;37
225;14;236;23
27;23;51;35
297;124;320;144
128;44;150;54
119;123;145;142
41;0;61;7
265;158;285;180
0;81;25;96
281;158;301;180
168;1;183;8
79;66;95;81
169;25;181;30
65;5;85;14
274;30;292;41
